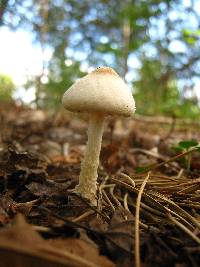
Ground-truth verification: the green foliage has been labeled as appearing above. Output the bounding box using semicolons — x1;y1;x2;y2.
136;140;200;174
44;60;86;108
182;29;200;46
1;0;200;116
172;140;200;171
0;73;15;101
172;140;199;153
175;98;200;119
134;58;180;116
135;165;151;174
178;140;199;150
134;56;200;118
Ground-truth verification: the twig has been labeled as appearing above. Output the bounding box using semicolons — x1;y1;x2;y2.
72;210;94;222
98;175;109;213
32;225;50;232
135;172;150;267
74;193;110;222
164;206;194;231
119;172;136;187
102;190;115;212
123;193;130;212
168;213;200;245
109;186;121;207
139;147;198;173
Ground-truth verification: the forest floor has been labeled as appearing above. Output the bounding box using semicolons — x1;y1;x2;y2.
0;102;199;267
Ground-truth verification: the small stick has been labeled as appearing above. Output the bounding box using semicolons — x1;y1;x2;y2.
119;172;136;187
102;190;115;212
135;172;150;267
124;193;130;212
139;147;198;173
109;186;121;207
32;225;50;232
72;210;94;222
168;213;200;245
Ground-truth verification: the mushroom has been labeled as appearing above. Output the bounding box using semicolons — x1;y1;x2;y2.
62;67;135;205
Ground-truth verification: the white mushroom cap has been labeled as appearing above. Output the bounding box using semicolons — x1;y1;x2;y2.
62;67;136;117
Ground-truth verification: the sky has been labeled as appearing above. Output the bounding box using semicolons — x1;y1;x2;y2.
0;27;52;102
0;25;200;103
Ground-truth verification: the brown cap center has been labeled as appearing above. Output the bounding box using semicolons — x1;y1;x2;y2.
92;67;119;77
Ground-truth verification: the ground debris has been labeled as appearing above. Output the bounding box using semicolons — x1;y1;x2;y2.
0;103;200;267
0;213;114;267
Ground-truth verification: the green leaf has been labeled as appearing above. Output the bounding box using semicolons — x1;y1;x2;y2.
185;37;197;45
171;145;184;153
178;140;199;150
196;145;200;152
195;29;200;36
135;165;150;174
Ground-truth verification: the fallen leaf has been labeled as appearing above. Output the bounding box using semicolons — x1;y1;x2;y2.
49;237;115;267
104;207;134;267
26;180;70;198
0;214;115;267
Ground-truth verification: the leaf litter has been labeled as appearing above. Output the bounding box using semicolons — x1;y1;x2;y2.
0;102;199;267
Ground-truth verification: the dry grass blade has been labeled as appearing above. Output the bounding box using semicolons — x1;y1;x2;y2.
164;206;194;230
149;191;200;230
167;213;200;245
124;193;130;212
139;147;198;173
72;210;94;222
111;178;166;212
119;172;136;187
140;202;165;217
135;172;150;267
102;190;115;211
109;186;121;207
177;183;200;194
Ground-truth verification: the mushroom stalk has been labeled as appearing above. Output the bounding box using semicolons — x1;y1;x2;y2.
75;113;105;204
62;66;136;205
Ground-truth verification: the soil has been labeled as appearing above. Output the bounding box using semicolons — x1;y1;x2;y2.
0;102;199;267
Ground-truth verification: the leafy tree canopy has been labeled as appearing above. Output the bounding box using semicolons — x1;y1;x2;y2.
0;0;199;117
0;73;15;101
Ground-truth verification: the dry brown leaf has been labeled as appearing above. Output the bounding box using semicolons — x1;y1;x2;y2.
0;214;115;267
49;237;115;267
104;207;134;267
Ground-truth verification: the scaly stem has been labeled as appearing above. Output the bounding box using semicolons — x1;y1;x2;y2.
75;113;105;205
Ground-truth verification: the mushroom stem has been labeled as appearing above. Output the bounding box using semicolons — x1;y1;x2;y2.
75;113;105;205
